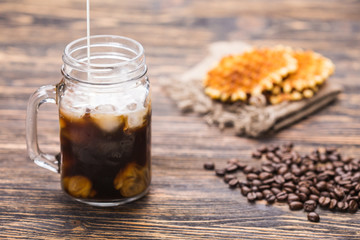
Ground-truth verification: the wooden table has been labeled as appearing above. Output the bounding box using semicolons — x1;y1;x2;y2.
1;0;360;239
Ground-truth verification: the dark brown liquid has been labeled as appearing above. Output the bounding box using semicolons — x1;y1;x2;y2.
59;108;151;201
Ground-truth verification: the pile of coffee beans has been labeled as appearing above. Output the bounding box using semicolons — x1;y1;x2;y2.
204;143;360;222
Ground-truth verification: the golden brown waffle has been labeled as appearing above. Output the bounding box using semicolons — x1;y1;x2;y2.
269;50;335;104
203;46;298;102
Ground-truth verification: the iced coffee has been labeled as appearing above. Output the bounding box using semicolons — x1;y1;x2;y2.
58;78;151;203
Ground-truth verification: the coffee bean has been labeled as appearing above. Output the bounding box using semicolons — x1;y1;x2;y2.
204;162;215;170
247;192;257;202
259;172;273;180
228;178;239;188
316;181;327;191
288;193;300;202
319;196;331;207
215;168;226;177
238;180;249;187
258;184;271;190
224;174;236;183
271;187;281;195
246;173;259;181
298;192;308;202
268;144;279;152
304;200;317;212
243;165;254;174
276;192;288;201
309;186;320;196
278;166;288;175
307;212;320;222
241;186;251;196
257;145;268;153
283;182;296;190
227;158;239;165
326;147;337;154
255;192;263;200
266;152;275;160
226;164;238;173
299;186;311;195
348;200;358;213
271;182;281;189
265;194;276;204
317;172;329;181
261;165;275;173
337;201;348;211
320;191;331;197
289;201;303;210
334;187;345;200
272;156;281;163
262;177;275;185
236;162;247;169
252;151;262;159
262;189;272;196
283;172;293;181
329;198;338;210
274;175;285;185
309;194;319;202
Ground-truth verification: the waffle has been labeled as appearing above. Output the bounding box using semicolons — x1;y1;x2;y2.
269;50;335;104
203;46;298;102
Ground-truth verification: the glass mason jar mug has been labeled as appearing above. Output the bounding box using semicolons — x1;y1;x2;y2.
26;35;151;207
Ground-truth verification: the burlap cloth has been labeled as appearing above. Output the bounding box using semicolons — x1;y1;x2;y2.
163;41;343;137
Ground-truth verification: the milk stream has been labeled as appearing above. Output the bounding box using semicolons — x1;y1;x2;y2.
86;0;91;80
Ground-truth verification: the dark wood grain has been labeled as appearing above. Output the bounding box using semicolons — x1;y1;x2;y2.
1;0;360;239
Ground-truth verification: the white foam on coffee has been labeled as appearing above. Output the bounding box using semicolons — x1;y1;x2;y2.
60;82;150;131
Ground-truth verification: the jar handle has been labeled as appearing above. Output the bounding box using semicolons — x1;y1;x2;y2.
26;85;60;173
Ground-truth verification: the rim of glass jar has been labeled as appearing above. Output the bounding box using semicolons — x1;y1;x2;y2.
61;35;147;85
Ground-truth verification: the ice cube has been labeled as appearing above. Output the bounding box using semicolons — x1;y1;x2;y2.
127;107;148;129
60;100;88;121
126;102;137;111
91;104;121;132
94;104;117;113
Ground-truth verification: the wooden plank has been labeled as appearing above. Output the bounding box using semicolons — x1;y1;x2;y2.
1;0;360;239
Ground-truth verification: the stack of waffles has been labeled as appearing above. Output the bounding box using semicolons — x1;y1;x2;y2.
203;46;335;105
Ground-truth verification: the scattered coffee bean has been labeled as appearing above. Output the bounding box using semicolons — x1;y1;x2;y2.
298;192;308;202
236;162;247;169
228;178;239;188
215;168;226;177
257;145;268;153
255;191;263;200
307;212;320;222
246;173;259;181
329;198;337;210
204;162;215;170
241;186;251;196
265;194;276;204
287;193;300;202
204;143;360;223
304;200;317;212
247;192;257;202
271;187;281;195
276;192;288;201
224;174;236;183
226;164;238;173
289;201;303;210
252;151;262;159
319;196;331;207
348;200;358;213
243;165;254;174
309;194;319;202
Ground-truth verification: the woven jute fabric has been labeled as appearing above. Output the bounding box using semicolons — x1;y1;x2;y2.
163;42;342;137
